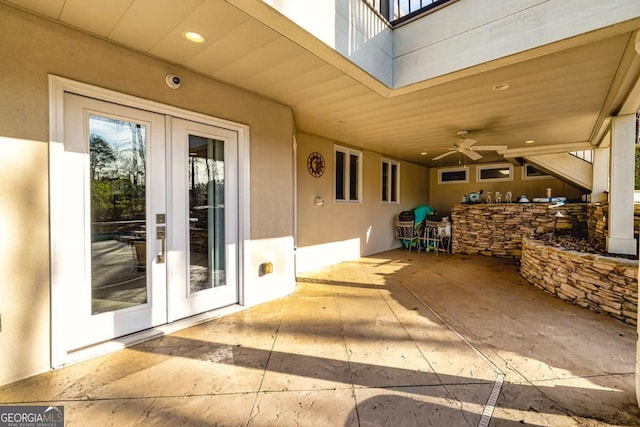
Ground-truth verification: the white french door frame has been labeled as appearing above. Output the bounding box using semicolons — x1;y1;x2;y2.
167;117;239;321
49;75;250;368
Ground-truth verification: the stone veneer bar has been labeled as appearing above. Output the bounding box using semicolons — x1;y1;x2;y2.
450;203;587;257
521;237;638;325
450;202;639;324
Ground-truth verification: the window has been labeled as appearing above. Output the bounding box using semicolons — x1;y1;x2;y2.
477;163;513;182
569;150;593;163
438;167;469;184
522;163;552;180
334;145;362;202
381;158;400;203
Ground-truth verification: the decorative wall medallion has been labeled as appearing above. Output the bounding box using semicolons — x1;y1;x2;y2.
306;152;325;178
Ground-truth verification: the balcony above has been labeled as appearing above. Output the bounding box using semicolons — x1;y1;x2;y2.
367;0;456;26
5;0;640;170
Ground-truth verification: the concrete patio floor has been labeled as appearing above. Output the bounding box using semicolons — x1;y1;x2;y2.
1;250;640;426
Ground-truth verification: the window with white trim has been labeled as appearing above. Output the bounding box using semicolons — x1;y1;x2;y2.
477;163;513;182
334;145;362;202
438;167;469;184
381;158;399;204
522;163;552;180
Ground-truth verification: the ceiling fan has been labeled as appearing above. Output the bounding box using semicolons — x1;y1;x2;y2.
432;130;507;161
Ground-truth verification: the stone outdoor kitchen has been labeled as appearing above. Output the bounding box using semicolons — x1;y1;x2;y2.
451;202;639;325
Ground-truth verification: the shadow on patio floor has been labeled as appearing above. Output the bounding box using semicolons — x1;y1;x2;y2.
1;250;639;426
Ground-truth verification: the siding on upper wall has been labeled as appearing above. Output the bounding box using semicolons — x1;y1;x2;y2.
0;4;295;386
260;0;640;91
393;0;640;88
261;0;393;86
296;132;429;272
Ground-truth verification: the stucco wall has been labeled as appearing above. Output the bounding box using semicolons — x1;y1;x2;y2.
429;164;584;218
0;4;295;385
295;132;429;272
0;137;50;388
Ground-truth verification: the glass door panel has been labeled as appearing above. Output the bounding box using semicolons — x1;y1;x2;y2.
189;135;226;293
168;118;238;322
89;116;148;314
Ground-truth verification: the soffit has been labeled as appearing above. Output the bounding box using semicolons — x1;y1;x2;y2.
4;0;639;167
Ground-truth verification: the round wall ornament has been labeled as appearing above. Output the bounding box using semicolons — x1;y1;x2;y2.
306;152;325;177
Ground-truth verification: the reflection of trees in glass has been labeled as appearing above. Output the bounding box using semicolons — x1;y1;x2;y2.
189;155;224;210
90;134;116;180
188;140;226;289
90;119;146;223
120;123;145;187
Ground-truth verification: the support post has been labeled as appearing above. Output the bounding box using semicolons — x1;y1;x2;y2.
606;114;637;255
591;144;610;203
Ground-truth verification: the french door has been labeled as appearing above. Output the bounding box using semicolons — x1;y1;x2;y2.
168;118;238;322
52;93;238;362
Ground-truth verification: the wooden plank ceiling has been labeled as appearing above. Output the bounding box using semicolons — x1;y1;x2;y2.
5;0;639;167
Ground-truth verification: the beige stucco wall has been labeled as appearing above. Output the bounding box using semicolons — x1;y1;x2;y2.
0;137;50;387
0;4;295;385
429;164;585;217
295;132;429;272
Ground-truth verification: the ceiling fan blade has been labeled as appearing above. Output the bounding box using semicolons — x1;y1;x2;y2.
470;145;508;151
458;138;477;148
462;149;482;161
432;151;456;161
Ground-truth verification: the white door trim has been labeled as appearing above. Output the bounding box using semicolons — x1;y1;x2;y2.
48;75;250;367
168;117;239;321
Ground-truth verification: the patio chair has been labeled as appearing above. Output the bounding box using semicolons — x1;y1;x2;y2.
419;220;450;255
394;219;419;253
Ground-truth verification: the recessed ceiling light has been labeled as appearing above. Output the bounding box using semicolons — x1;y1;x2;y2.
183;31;206;43
420;152;427;156
525;140;535;144
492;83;511;92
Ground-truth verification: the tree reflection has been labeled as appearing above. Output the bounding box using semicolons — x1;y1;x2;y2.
89;117;147;314
90;122;146;223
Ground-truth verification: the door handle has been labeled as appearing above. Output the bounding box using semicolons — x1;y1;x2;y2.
157;226;166;263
